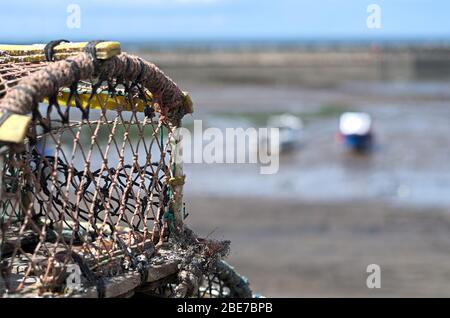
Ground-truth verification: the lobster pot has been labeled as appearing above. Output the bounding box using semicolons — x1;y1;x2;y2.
0;42;195;296
0;42;252;299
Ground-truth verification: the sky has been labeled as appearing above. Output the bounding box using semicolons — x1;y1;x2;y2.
0;0;449;43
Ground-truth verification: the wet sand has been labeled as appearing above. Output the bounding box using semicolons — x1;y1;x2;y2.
187;196;450;297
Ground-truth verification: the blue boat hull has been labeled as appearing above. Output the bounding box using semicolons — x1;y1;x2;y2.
342;134;373;151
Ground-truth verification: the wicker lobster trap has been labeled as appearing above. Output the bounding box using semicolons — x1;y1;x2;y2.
0;41;251;298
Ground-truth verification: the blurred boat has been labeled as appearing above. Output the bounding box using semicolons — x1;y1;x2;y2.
255;113;303;154
337;112;373;152
268;113;303;151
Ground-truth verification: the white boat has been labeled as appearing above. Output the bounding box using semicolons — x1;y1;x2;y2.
268;113;303;151
255;113;303;154
337;112;373;151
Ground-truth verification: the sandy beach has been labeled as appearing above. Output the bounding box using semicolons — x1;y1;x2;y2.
187;196;450;297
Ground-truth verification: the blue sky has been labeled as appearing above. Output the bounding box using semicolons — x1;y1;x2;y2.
0;0;449;43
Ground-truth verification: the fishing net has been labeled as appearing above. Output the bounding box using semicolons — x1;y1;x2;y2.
0;41;251;298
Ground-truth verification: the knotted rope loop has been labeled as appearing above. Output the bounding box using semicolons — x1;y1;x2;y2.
44;39;70;62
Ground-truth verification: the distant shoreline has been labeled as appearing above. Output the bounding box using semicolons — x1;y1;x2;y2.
132;48;450;84
124;38;450;52
3;38;450;51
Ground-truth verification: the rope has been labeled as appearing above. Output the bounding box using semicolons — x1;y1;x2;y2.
44;40;70;62
23;151;167;232
0;52;187;125
84;40;106;75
